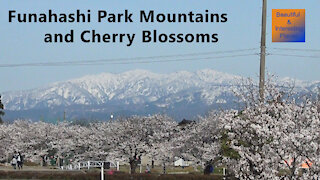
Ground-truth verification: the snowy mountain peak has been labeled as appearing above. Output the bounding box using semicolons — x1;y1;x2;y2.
1;69;318;121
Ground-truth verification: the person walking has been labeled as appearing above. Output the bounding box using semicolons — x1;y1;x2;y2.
11;156;17;169
204;162;214;175
145;164;151;173
17;152;23;169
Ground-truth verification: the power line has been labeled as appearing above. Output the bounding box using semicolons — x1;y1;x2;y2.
0;49;259;68
270;48;320;52
0;53;258;67
1;51;318;68
110;53;257;64
269;53;320;59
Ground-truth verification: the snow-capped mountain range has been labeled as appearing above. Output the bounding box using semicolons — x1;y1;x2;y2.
2;69;319;121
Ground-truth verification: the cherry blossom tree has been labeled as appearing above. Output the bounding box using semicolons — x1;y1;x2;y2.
0;78;318;180
107;114;177;173
218;78;320;179
171;115;221;171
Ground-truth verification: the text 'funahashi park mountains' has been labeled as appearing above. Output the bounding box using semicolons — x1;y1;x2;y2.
8;10;228;46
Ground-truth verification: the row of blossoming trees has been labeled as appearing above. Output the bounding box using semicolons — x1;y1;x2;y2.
0;79;319;179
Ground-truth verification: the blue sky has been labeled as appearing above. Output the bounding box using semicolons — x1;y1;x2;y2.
0;0;319;92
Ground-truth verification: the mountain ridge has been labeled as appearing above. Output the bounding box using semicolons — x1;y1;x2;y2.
2;69;319;121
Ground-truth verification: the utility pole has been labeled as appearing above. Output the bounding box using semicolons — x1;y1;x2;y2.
259;0;267;101
63;111;66;122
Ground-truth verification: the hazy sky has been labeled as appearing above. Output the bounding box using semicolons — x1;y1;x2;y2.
0;0;319;92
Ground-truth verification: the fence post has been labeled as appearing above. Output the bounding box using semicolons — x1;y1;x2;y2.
40;156;43;167
101;166;104;180
57;157;60;167
140;164;142;173
117;161;120;171
88;161;90;170
223;168;226;180
78;163;81;170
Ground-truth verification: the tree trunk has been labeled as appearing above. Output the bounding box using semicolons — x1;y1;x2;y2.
130;161;137;174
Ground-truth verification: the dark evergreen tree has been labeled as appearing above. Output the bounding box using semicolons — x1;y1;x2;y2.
0;95;4;124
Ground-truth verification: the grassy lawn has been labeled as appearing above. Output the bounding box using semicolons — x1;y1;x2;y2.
0;164;307;179
0;164;228;179
117;164;225;175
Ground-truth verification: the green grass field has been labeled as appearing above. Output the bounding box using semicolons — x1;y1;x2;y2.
0;164;228;180
117;164;225;175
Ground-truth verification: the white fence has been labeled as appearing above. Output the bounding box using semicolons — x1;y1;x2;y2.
63;160;119;171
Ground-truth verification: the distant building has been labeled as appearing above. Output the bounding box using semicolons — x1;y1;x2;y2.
284;158;313;169
140;155;161;166
174;158;192;167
